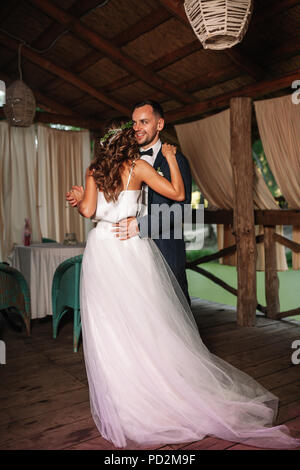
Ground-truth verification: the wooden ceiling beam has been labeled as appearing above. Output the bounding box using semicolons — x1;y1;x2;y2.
88;0;299;96
30;0;194;105
182;66;240;93
110;66;240;121
166;0;300;23
0;108;104;130
158;0;267;81
146;65;241;105
0;0;20;26
31;0;103;50
0;70;81;116
0;31;131;116
262;33;300;63
165;67;300;123
72;46;239;114
43;6;171;93
69;40;204;110
76;40;201;100
224;47;266;81
73;7;171;74
254;0;300;24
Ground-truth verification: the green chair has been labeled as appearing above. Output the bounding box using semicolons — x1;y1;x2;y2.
0;263;31;335
52;255;83;352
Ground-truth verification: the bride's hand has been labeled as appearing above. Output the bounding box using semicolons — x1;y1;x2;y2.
66;185;84;207
162;143;177;159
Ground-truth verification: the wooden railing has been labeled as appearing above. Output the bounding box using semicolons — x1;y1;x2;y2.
186;209;300;321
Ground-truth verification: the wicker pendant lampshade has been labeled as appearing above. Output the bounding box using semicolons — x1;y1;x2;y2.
4;80;36;127
3;44;36;127
184;0;253;50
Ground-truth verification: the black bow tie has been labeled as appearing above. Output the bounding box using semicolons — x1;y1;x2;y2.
140;148;153;157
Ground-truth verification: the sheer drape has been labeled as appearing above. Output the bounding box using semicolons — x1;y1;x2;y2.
175;110;287;271
0;121;41;261
37;124;93;244
255;95;300;269
0;122;93;261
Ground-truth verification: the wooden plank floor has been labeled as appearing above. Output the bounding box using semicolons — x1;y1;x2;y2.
1;298;300;450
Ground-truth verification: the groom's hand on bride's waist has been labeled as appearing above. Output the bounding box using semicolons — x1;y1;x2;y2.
112;217;139;240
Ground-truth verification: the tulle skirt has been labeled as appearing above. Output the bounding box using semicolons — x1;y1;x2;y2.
80;222;300;449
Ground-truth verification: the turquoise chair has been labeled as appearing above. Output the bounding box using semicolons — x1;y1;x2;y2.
52;255;83;352
0;263;31;335
42;237;57;243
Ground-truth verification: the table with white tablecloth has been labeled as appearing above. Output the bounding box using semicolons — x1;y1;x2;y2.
11;243;85;319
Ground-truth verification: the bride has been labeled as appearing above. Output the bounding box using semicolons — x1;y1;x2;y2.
66;121;300;449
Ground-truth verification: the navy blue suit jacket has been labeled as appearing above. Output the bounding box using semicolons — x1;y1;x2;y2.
137;147;192;304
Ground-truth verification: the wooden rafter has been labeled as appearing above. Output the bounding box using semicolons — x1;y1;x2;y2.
31;0;103;50
76;63;241;122
165;67;300;123
0;108;104;129
43;6;171;95
0;0;20;26
159;0;267;81
0;66;102;124
101;40;201;95
96;63;242;122
254;0;300;24
68;0;300;107
30;0;195;105
141;65;241;111
73;6;171;74
264;32;300;63
0;31;131;116
201;209;300;226
170;0;300;23
70;40;202;110
1;0;104;75
0;70;81;117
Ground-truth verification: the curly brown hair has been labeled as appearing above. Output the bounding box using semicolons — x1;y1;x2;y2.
89;121;140;203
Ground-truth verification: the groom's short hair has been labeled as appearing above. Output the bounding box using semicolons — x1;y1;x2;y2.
132;100;164;119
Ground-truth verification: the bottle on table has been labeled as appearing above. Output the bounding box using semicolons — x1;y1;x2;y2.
23;218;31;246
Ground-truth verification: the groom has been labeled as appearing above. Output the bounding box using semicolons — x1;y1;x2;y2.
114;100;192;305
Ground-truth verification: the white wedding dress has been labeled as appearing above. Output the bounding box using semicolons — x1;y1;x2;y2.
80;169;300;449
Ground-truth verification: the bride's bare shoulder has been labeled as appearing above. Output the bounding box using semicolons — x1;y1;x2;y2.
134;159;152;171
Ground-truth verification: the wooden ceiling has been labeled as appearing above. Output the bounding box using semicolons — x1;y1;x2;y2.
0;0;300;135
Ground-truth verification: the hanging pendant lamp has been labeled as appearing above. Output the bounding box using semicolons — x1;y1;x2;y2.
4;43;36;127
184;0;253;50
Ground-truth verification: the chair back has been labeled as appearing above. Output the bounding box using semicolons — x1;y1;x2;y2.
0;263;31;335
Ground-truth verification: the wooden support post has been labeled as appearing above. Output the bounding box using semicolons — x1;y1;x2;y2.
230;97;257;327
264;226;280;318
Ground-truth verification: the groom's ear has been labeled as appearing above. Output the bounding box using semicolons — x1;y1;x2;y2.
157;118;165;132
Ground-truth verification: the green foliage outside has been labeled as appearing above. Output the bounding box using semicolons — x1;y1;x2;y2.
252;139;282;202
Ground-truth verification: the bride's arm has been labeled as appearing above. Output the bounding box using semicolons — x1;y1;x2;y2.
76;168;98;218
135;144;185;201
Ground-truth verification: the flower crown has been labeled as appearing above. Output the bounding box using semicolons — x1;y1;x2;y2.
100;120;133;145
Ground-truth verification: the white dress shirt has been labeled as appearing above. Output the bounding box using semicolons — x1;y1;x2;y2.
139;139;162;216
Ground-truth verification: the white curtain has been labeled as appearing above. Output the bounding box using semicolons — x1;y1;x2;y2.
0;121;93;262
37;124;93;244
175;109;287;271
255;94;300;269
0;121;41;261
